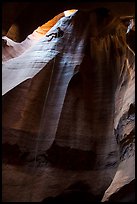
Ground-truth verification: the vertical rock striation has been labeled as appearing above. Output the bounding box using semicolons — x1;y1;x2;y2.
2;9;135;202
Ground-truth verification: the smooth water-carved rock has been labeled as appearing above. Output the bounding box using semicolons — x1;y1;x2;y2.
2;12;64;62
2;8;135;202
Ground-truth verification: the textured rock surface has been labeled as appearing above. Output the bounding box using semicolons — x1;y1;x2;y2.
2;9;135;202
2;12;64;62
2;2;135;42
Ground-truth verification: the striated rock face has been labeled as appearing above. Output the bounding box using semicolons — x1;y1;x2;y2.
2;9;135;202
2;12;64;62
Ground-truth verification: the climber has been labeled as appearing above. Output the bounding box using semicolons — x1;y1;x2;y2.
2;38;7;47
46;27;64;42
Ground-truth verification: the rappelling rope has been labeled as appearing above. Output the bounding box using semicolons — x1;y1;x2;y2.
34;31;58;168
33;42;57;166
29;29;59;202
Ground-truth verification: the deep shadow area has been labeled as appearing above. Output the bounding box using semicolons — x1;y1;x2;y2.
42;181;103;203
47;143;96;170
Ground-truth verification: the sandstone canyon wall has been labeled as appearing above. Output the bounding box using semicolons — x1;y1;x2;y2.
2;9;135;202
